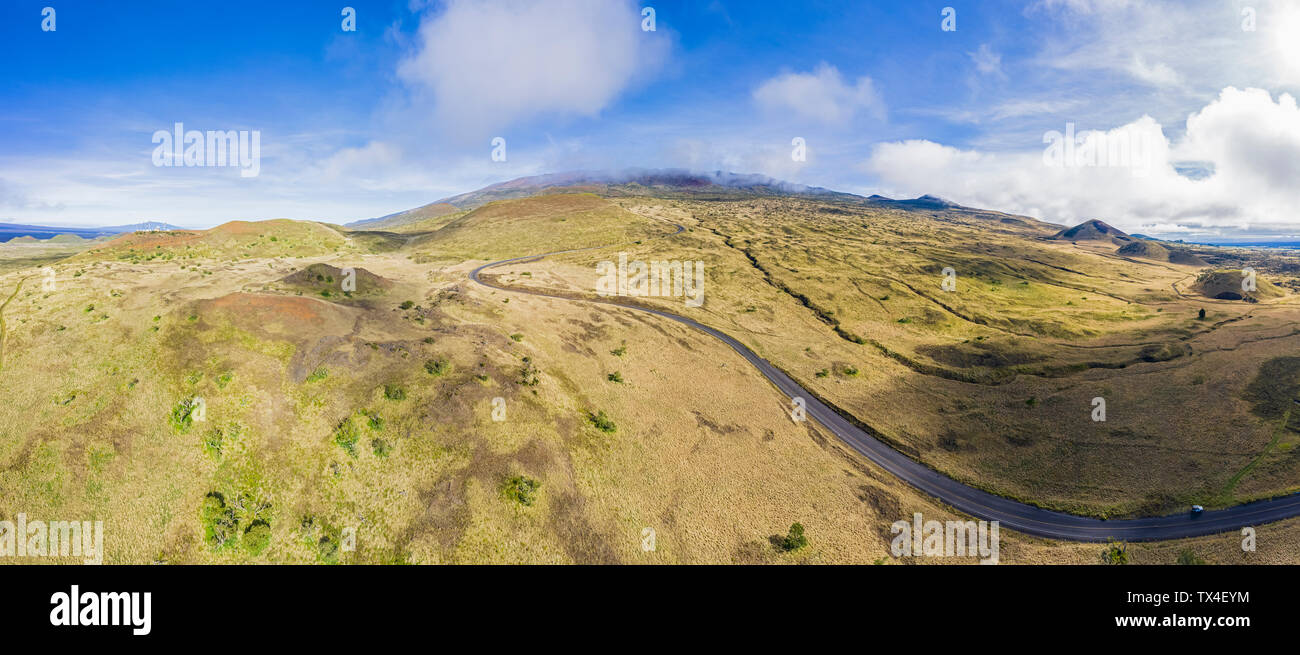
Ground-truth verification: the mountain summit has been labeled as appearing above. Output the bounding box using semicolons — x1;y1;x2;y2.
345;169;856;228
867;194;962;210
1052;219;1131;244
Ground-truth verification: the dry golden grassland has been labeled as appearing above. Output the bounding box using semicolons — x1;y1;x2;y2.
408;193;666;264
500;196;1300;519
0;237;97;275
1;193;1298;564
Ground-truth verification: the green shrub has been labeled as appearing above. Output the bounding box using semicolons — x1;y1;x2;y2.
305;367;328;383
510;333;524;342
611;344;627;357
815;369;829;378
589;410;617;433
315;531;341;564
200;492;238;550
502;476;540;506
607;371;623;383
170;397;201;434
423;358;449;376
333;415;361;455
399;300;414;310
781;522;809;552
371;438;392;458
1100;539;1129;564
298;516;328;559
202;427;224;458
518;358;540;386
243;520;271;555
383;384;406;401
1176;548;1205;565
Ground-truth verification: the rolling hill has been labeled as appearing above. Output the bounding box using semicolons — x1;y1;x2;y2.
1116;239;1209;266
1051;219;1132;244
347;202;462;231
1192;269;1286;301
76;219;354;263
4;172;1300;565
0;221;184;242
343;169;860;231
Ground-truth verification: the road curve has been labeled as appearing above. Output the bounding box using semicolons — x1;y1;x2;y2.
468;234;1300;542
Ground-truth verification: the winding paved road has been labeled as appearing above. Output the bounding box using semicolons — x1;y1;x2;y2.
468;231;1300;542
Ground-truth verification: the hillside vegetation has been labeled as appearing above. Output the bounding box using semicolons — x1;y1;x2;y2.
78;220;355;263
3;183;1300;564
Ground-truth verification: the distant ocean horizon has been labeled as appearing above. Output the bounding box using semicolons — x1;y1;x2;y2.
0;224;110;243
1187;241;1300;249
0;221;184;243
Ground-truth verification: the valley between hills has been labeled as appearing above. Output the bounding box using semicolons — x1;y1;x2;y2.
3;174;1300;564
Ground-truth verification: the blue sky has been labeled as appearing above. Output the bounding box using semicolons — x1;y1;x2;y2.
3;0;1300;238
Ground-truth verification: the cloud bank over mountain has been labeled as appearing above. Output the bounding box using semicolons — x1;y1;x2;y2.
865;88;1300;238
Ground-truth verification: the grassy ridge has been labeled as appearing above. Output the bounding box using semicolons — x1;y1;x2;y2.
2;192;1300;564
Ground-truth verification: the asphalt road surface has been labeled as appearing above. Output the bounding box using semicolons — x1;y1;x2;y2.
469;237;1300;542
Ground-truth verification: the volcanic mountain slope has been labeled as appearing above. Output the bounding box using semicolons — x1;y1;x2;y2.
77;219;354;263
267;263;398;306
405;192;666;262
868;193;962;210
3;178;1300;565
0;197;1025;565
492;189;1300;521
349;202;462;231
1052;219;1132;244
1192;269;1287;301
343;169;859;231
1117;239;1209;266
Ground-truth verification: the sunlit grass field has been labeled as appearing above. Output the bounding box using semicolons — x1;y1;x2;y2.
2;191;1299;564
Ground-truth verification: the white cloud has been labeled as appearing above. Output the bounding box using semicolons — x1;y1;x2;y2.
1029;0;1300;96
968;44;1005;77
989;99;1080;120
397;0;668;138
1176;87;1300;206
310;141;444;192
908;99;1080;126
1126;55;1182;87
863;87;1300;237
665;138;811;182
753;63;885;126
